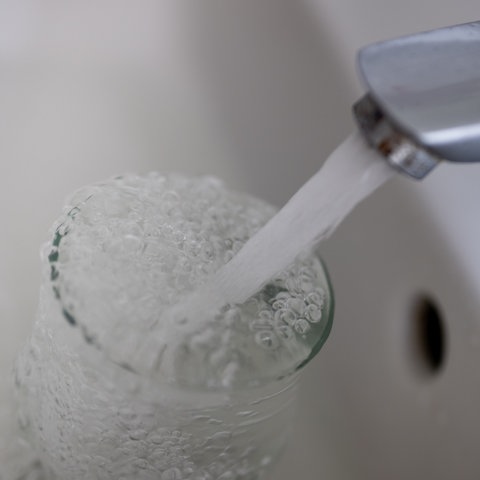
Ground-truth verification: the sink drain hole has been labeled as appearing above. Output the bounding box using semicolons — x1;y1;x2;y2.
410;294;446;376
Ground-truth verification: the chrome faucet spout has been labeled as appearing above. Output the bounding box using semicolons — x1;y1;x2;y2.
353;21;480;179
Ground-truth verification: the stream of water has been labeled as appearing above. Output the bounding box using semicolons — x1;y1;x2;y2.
198;131;394;309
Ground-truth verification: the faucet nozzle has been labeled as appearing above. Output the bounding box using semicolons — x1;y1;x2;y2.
354;21;480;179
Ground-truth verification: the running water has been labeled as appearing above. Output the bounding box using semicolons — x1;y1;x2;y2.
187;131;394;310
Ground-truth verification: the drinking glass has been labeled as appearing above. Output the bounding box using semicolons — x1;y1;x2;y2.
14;176;334;480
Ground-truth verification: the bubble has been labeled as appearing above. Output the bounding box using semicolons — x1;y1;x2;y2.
269;292;288;310
254;331;280;350
305;304;322;323
274;309;297;327
273;292;290;302
293;318;311;335
306;290;325;307
271;299;285;311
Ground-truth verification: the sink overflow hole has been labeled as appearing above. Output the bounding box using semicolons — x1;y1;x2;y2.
410;295;446;376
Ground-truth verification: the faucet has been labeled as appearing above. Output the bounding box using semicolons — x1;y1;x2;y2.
353;21;480;179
